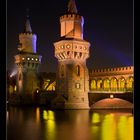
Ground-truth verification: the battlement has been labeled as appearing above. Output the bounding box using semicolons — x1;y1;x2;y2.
60;14;83;22
19;33;37;39
90;66;134;76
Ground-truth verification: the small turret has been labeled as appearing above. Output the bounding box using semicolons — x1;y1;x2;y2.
18;15;37;53
14;11;42;97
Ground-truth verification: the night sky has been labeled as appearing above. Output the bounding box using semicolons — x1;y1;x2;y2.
7;0;133;73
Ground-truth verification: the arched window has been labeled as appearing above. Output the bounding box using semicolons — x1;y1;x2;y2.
76;65;80;76
97;79;103;90
111;78;118;91
103;79;110;90
61;65;64;77
126;77;134;91
90;80;96;90
118;77;126;91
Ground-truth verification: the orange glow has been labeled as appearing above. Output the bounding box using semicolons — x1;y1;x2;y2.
36;107;40;123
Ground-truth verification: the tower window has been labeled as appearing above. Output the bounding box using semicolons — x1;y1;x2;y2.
75;83;80;89
66;45;70;49
76;65;80;76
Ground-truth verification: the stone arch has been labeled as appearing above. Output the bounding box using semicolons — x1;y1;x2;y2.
110;77;118;91
97;79;103;90
126;76;134;91
90;79;96;91
103;78;110;91
118;77;126;91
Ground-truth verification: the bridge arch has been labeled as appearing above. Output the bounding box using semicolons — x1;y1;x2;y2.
90;98;133;109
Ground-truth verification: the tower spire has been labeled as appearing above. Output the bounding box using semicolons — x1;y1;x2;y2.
24;9;32;33
68;0;78;13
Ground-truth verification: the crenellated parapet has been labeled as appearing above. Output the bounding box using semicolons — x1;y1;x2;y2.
60;14;84;22
90;66;134;76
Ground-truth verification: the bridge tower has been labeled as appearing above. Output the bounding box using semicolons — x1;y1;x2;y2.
53;0;90;109
14;15;42;96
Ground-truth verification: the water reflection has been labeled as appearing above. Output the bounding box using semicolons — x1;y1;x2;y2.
43;110;56;140
7;107;133;140
36;107;40;123
118;115;133;140
101;114;116;140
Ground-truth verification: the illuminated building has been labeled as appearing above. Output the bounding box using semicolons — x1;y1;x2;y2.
89;66;134;93
14;15;42;95
39;66;134;93
52;0;90;109
8;0;133;108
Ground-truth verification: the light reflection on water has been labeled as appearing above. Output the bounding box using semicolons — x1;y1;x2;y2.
7;106;133;140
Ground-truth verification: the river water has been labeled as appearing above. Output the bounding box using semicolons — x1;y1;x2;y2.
7;106;133;140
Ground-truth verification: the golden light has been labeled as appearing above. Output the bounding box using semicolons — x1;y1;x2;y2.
110;94;114;99
36;107;40;123
101;113;116;140
14;85;17;91
118;115;133;140
92;113;100;123
43;110;48;120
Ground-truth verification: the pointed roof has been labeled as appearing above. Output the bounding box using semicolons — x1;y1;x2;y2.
23;9;32;33
68;0;78;13
24;17;32;33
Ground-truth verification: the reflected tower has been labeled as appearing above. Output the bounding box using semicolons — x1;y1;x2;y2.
14;15;42;95
53;0;90;109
